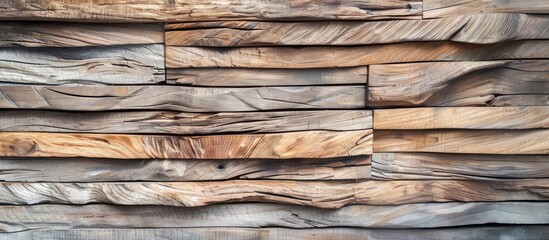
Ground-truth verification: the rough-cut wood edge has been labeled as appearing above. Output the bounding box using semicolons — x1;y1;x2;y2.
423;0;549;18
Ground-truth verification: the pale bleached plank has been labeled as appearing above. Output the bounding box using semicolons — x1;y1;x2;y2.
166;40;549;68
374;107;549;129
424;0;549;18
368;60;549;107
166;14;549;46
374;130;549;154
372;153;549;180
0;130;373;159
0;85;365;111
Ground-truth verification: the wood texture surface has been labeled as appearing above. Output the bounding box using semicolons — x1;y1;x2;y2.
167;67;367;86
166;40;549;68
368;60;549;107
0;85;365;111
424;0;549;18
0;0;422;22
0;156;371;182
166;14;549;46
373;107;549;129
374;130;549;154
372;153;549;180
0;130;373;159
0;44;164;85
0;110;372;134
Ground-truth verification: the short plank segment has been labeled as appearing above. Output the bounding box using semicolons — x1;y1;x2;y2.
372;153;549;180
166;40;549;68
165;14;549;46
0;85;365;111
368;60;549;107
0;156;371;182
374;130;549;154
0;130;373;159
424;0;549;18
0;202;548;232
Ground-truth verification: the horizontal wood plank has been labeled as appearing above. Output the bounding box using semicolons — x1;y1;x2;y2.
424;0;549;18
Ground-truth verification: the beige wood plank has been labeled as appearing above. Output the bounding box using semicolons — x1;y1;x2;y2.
424;0;549;18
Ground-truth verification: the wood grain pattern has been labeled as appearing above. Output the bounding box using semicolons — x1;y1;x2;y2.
374;130;549;154
0;156;371;182
0;130;373;159
0;110;372;134
424;0;549;18
368;60;549;107
166;40;549;68
0;44;164;85
0;85;365;111
0;0;422;22
1;202;548;232
374;107;549;129
167;67;367;86
372;153;549;180
166;14;549;46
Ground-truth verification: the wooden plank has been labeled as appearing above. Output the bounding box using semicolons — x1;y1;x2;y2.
0;156;371;182
0;44;164;85
372;153;549;180
368;60;549;107
166;40;549;68
165;14;549;46
0;110;372;134
0;1;422;22
374;107;549;129
0;23;163;47
0;85;365;111
1;202;548;232
167;67;367;86
0;130;373;159
374;130;549;154
424;0;549;18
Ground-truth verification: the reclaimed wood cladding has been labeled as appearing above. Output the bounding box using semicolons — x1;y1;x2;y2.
0;1;548;239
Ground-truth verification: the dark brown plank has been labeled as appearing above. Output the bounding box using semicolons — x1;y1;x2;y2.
424;0;549;18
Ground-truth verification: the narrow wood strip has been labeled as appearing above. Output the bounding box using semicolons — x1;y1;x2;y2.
368;60;549;107
166;41;548;68
424;0;549;18
1;202;548;232
0;85;365;111
0;130;373;159
0;44;164;85
167;67;367;86
373;107;549;129
374;130;549;154
372;153;549;180
165;14;549;46
0;156;371;182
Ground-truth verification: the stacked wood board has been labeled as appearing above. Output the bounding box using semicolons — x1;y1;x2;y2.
0;1;548;239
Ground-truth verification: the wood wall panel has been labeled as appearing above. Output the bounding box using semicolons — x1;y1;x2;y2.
423;0;549;18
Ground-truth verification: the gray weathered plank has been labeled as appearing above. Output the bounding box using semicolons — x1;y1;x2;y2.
424;0;549;18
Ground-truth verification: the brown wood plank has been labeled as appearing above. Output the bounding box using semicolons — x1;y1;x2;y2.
0;85;365;111
424;0;549;18
166;14;549;46
0;130;373;159
167;67;367;86
372;153;549;180
368;60;549;107
374;130;549;154
166;41;549;68
374;107;549;129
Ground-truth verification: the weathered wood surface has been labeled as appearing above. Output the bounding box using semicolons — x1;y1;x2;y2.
372;153;549;180
166;40;549;68
0;0;422;22
0;130;373;159
0;110;372;134
368;60;549;107
424;0;549;18
0;180;548;207
0;23;163;47
167;67;367;86
0;44;164;85
0;156;371;182
0;85;365;111
374;130;549;154
166;14;549;46
374;107;549;129
1;202;548;232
